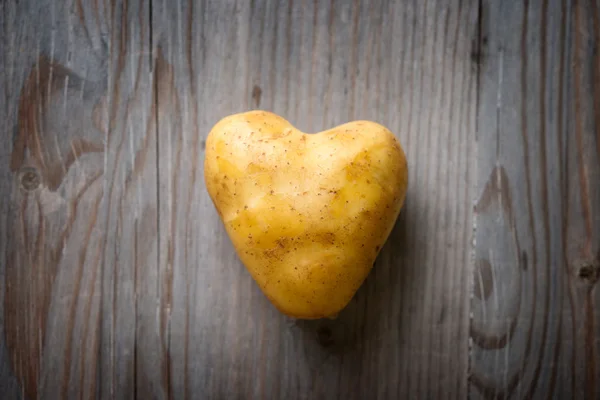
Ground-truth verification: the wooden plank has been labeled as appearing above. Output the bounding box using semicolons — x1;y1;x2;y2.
0;3;24;399
471;0;600;398
0;0;164;398
0;1;107;397
152;0;477;398
95;1;169;399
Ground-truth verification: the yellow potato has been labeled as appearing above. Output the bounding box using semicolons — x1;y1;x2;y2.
204;110;408;319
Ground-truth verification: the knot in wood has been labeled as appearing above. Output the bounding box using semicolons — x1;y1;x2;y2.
18;167;41;191
576;258;600;285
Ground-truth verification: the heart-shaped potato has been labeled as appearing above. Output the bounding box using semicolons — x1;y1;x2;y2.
204;111;408;319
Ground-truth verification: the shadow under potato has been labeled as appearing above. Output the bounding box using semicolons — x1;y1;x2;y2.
290;204;415;360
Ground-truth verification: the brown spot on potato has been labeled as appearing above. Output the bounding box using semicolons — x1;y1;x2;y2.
275;238;288;249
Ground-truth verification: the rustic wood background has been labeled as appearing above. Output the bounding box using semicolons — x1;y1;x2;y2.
0;0;598;399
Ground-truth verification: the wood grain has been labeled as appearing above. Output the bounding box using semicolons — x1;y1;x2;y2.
0;0;161;398
0;0;476;399
471;0;600;398
0;3;22;398
151;0;476;399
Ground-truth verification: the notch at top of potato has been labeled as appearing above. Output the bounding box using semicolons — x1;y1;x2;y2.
204;110;408;319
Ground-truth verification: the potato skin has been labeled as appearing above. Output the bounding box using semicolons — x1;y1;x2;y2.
204;110;408;319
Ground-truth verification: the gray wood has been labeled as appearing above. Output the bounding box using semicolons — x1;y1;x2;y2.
95;1;167;399
151;1;476;399
0;0;478;399
0;1;105;397
471;0;600;398
0;3;24;399
0;0;161;398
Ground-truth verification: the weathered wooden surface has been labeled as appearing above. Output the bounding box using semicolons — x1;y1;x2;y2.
0;0;476;398
150;1;476;399
3;0;597;400
0;0;159;398
471;0;600;399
